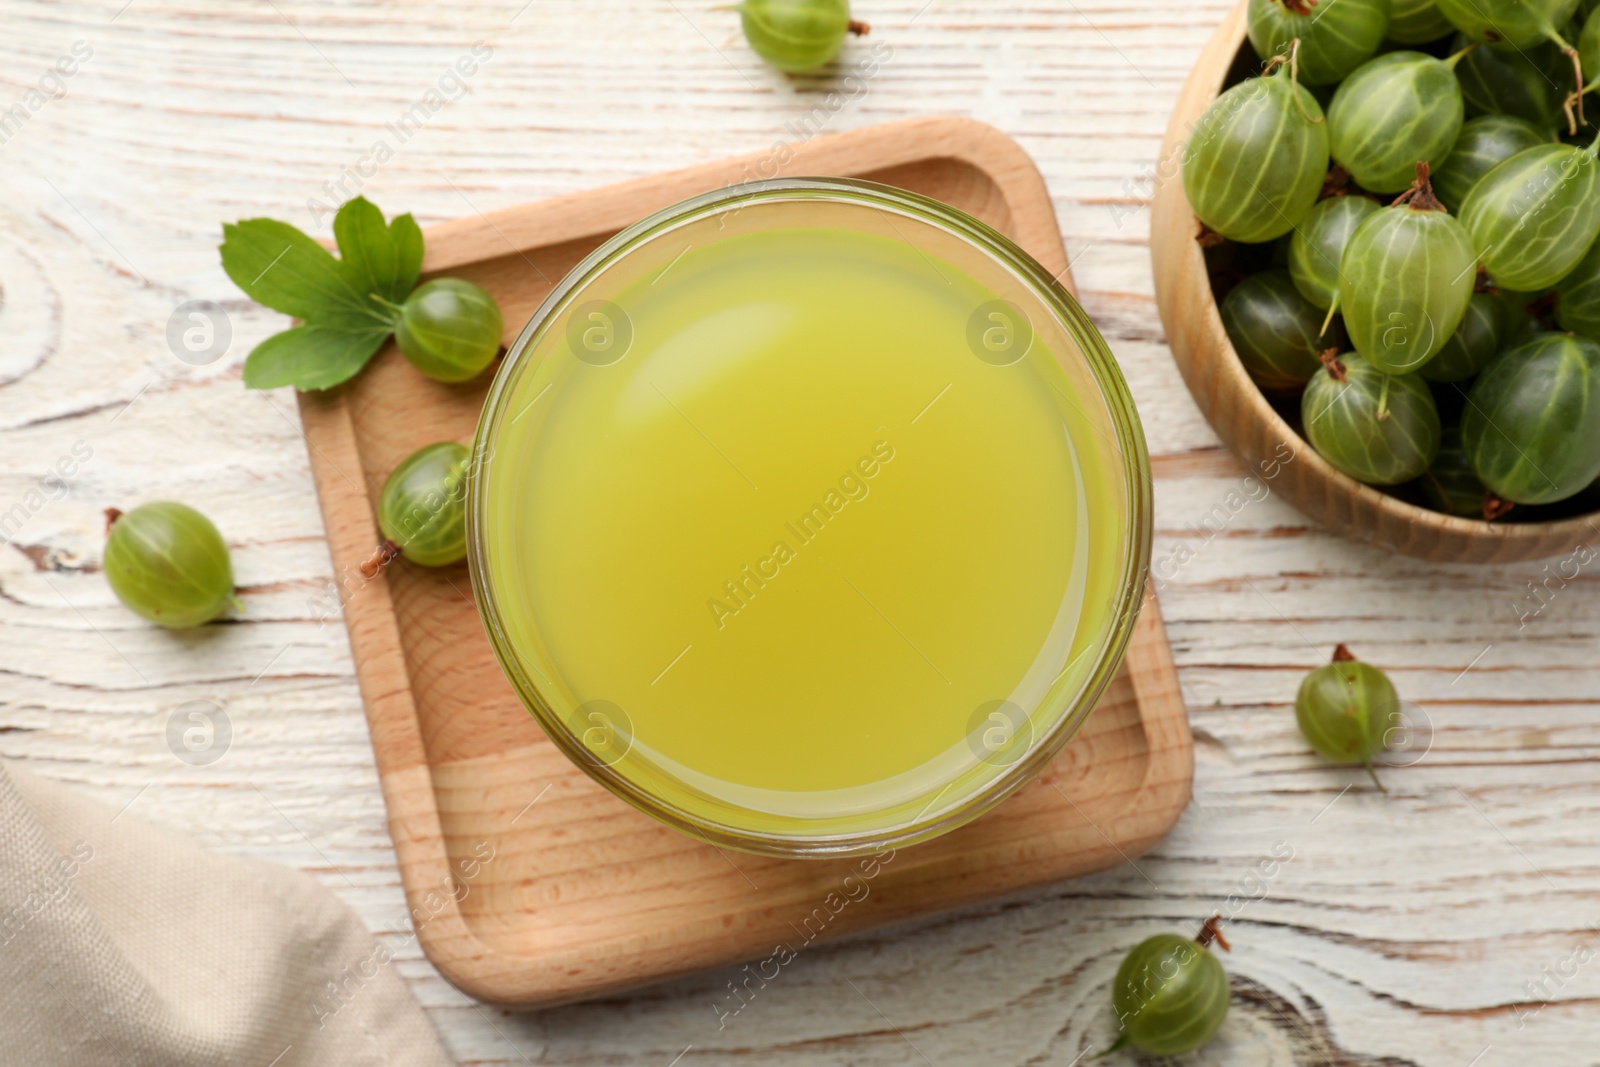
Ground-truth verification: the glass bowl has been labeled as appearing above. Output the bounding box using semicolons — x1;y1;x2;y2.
469;177;1151;858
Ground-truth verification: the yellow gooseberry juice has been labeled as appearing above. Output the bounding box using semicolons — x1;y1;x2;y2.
472;185;1147;853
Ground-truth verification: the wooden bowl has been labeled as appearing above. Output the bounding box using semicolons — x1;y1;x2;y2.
1150;0;1599;563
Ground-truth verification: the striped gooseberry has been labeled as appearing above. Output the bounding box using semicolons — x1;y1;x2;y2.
1326;50;1467;194
1554;239;1600;339
1183;42;1328;243
390;278;504;384
1435;0;1581;50
1388;0;1456;42
377;442;471;567
1454;35;1567;132
738;0;865;73
1302;350;1441;484
1246;0;1388;85
1108;917;1231;1056
1419;290;1505;382
103;502;236;628
1221;270;1340;392
1288;194;1380;310
1433;115;1551;212
1462;332;1600;503
1296;644;1401;790
1336;164;1476;374
1419;424;1496;517
1460;138;1600;291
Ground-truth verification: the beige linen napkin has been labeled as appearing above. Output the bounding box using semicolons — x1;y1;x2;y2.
0;761;453;1066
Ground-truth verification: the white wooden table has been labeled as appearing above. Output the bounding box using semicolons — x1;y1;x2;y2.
3;1;1597;1063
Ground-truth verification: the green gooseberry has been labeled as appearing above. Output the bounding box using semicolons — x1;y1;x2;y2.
1295;644;1401;789
1581;7;1600;93
1420;290;1505;382
1336;171;1476;374
391;278;504;384
1183;50;1329;243
103;502;236;628
1460;140;1600;292
377;442;471;567
1419;424;1495;517
1221;270;1340;392
1435;0;1580;49
1498;288;1548;347
1389;0;1457;42
1108;918;1230;1056
1302;351;1442;484
1453;35;1566;131
1326;50;1466;194
1433;115;1551;212
1555;239;1600;339
1288;194;1381;310
738;0;861;73
1247;0;1389;85
1463;332;1600;503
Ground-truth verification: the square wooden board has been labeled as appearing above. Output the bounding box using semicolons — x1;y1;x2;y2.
296;116;1193;1008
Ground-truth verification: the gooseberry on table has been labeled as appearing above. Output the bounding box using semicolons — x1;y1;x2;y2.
103;502;236;628
737;0;868;73
1106;916;1231;1056
1295;644;1400;790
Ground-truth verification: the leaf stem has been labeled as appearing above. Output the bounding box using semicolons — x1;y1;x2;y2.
369;292;406;324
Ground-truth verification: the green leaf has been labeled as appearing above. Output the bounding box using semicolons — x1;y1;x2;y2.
333;196;425;308
391;213;424;296
220;219;377;323
242;323;390;391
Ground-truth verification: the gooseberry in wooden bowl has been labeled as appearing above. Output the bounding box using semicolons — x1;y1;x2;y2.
1150;0;1600;563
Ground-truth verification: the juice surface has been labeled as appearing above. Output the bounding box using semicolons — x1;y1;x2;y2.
481;221;1128;839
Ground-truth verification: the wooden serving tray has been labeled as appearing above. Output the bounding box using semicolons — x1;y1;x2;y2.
297;116;1192;1008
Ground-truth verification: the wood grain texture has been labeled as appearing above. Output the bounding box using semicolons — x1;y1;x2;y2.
1150;0;1600;565
297;117;1192;1007
3;1;1599;1064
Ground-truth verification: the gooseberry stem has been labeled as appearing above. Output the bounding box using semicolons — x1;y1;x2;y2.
848;18;870;34
1484;492;1515;521
1332;643;1355;662
1318;298;1339;339
359;539;401;579
1442;43;1478;70
1195;914;1230;951
103;507;123;534
1318;348;1347;384
1364;759;1388;794
1376;374;1392;421
369;292;407;325
1391;162;1444;213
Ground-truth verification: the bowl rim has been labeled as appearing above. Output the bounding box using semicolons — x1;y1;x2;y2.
466;176;1154;857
